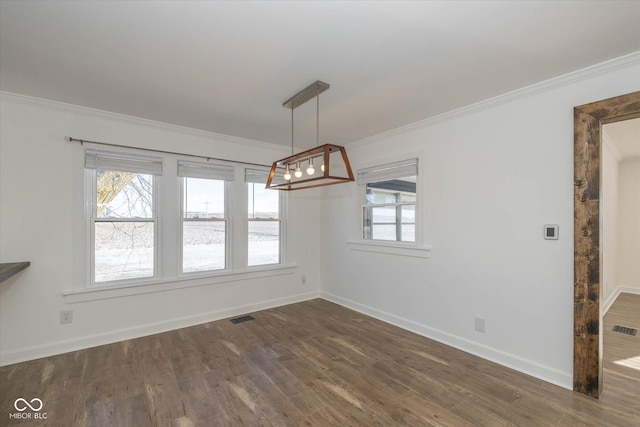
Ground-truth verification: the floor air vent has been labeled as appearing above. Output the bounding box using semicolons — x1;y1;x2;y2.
612;325;637;336
230;315;255;324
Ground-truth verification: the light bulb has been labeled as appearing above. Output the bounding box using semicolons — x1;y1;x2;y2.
306;159;315;175
294;162;302;178
321;161;325;172
283;165;291;181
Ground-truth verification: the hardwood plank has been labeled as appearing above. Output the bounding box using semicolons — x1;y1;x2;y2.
1;298;639;425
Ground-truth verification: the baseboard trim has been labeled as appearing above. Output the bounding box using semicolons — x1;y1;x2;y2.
319;291;572;390
604;286;640;315
0;290;320;367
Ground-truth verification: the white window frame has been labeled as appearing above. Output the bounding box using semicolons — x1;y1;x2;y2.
178;160;234;276
348;156;431;258
69;146;294;303
85;150;162;287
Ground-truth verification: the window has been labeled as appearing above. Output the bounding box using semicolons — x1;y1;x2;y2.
85;151;162;284
81;148;289;295
179;161;234;274
246;169;281;266
358;159;418;243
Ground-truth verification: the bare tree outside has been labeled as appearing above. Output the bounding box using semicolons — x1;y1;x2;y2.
94;171;155;283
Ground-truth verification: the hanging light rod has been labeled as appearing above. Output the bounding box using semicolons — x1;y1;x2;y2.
266;80;355;191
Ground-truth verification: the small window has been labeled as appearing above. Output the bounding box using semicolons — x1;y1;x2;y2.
85;151;162;284
246;169;282;266
179;161;234;274
358;159;418;243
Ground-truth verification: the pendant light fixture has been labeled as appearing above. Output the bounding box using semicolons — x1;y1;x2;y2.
266;81;355;190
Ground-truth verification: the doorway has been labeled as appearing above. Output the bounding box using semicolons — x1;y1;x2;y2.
601;118;640;402
573;91;640;398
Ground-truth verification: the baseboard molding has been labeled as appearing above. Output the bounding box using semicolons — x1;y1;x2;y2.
320;291;572;390
0;290;320;367
604;286;640;315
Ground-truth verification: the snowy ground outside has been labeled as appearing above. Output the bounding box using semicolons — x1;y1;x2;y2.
95;221;279;283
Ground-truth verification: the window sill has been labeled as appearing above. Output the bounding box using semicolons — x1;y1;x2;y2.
63;264;296;304
347;240;432;258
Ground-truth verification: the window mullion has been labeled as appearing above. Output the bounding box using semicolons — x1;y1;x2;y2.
396;202;402;241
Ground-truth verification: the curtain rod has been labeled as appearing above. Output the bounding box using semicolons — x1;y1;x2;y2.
65;136;272;169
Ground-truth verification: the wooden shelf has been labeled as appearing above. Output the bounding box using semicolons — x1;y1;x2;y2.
0;262;30;283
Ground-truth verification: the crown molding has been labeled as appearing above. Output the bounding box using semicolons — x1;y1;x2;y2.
0;91;288;153
349;51;640;149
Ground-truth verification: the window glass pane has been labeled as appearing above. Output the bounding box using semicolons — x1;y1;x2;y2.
183;221;226;272
247;181;281;266
94;221;154;282
365;188;397;205
372;224;397;241
372;206;396;223
248;183;279;219
401;224;415;242
97;171;153;218
182;177;226;273
400;193;416;202
401;204;415;223
401;205;416;242
184;178;225;219
248;221;280;265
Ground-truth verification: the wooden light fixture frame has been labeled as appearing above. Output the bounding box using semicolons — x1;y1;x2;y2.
266;81;355;191
266;143;354;191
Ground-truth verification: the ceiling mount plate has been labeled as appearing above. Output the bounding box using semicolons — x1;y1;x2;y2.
283;81;330;110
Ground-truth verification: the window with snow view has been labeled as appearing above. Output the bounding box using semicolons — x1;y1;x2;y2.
86;151;161;284
246;169;281;266
84;150;287;291
179;161;234;273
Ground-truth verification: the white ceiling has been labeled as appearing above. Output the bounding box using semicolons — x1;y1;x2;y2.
1;1;639;148
604;118;640;160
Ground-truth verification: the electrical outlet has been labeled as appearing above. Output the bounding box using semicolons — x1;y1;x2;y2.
301;275;307;285
60;310;73;324
475;317;486;333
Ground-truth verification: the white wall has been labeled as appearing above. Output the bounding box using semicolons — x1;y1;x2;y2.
0;95;322;365
602;134;620;308
618;157;640;293
320;59;640;389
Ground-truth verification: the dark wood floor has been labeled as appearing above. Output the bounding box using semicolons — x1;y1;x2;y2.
1;297;639;426
603;292;640;416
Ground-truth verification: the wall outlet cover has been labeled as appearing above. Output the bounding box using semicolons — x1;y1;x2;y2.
60;310;73;324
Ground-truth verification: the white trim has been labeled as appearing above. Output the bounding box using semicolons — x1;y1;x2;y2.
1;290;319;367
348;51;640;149
603;286;640;314
320;291;572;390
347;240;431;258
63;264;297;303
0;91;287;153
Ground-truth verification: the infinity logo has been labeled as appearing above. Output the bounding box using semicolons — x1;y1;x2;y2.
14;398;43;412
